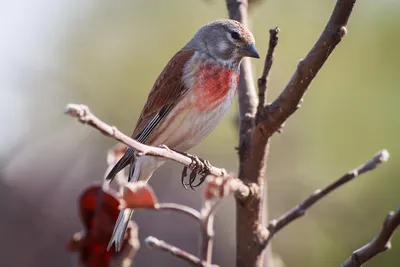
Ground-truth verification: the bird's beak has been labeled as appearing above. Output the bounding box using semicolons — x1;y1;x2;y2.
241;43;260;59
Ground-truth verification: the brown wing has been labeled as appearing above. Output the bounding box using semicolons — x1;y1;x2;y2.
132;48;195;141
106;48;195;181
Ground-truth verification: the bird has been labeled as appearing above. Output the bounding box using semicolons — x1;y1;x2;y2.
106;19;259;252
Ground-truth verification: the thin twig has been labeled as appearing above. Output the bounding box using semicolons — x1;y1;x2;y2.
256;27;279;125
65;104;236;181
199;174;249;265
256;0;356;137
155;203;201;221
341;208;400;267
145;236;217;267
263;149;390;246
200;199;223;266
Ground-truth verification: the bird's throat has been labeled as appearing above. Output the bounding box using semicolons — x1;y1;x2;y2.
193;63;239;112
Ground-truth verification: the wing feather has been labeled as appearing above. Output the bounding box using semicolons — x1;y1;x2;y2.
132;49;195;141
106;48;195;181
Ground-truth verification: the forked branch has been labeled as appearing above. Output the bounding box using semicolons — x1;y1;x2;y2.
264;150;390;247
341;208;400;267
256;0;356;137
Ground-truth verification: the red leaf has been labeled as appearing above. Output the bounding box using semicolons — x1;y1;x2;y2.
78;184;120;233
122;182;158;209
69;184;136;266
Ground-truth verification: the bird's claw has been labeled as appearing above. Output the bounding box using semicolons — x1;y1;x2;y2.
180;153;212;190
181;166;189;190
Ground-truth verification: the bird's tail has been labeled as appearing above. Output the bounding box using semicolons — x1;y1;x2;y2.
107;154;162;252
106;148;135;182
107;208;134;252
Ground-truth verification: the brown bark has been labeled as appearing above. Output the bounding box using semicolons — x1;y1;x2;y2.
225;1;267;266
341;208;400;267
226;0;357;267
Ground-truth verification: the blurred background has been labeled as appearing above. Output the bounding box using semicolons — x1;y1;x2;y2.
1;0;399;266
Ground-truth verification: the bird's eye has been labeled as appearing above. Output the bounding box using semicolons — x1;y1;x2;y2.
230;31;241;40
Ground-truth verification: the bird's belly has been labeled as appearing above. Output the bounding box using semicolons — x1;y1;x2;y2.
148;65;239;152
153;88;235;152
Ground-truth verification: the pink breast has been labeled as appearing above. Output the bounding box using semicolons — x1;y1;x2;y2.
193;64;239;112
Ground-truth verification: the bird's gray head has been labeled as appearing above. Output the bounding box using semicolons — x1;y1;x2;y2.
185;19;259;65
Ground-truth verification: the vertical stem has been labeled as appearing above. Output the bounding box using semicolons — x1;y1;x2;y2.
226;1;269;267
200;200;220;266
202;216;214;265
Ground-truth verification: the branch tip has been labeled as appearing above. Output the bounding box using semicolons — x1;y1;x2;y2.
145;236;208;267
264;150;390;249
64;103;88;119
377;149;390;163
341;208;400;267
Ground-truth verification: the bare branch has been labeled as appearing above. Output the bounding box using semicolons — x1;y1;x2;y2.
256;0;356;137
341;208;400;267
145;236;217;267
225;0;258;178
200;200;220;266
155;203;201;221
264;149;390;246
65;104;236;181
256;27;279;125
225;1;271;266
200;175;252;265
204;175;253;201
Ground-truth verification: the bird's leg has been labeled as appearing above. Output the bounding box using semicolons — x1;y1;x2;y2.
177;151;212;176
177;150;213;188
191;159;213;188
164;147;213;189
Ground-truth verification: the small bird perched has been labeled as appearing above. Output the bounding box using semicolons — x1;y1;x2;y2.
106;19;259;252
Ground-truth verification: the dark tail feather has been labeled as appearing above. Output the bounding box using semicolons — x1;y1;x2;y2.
107;208;134;252
106;149;134;181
